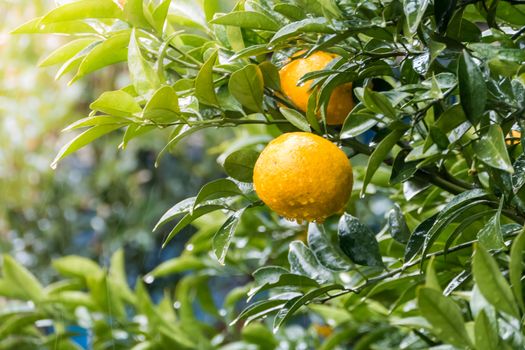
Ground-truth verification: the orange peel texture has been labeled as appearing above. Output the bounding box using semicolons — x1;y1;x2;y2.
253;132;353;222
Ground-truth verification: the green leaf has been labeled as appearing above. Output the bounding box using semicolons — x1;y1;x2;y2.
213;208;246;264
475;309;500;350
51;124;122;169
270;17;335;43
288;241;334;283
510;228;525;312
195;50;219;107
474;124;514;173
154;197;196;230
52;256;104;280
11;17;96;34
74;32;130;82
279;107;311;132
307;223;352;271
434;0;458;33
62;115;131;131
143;86;180;122
362;88;397;119
405;215;437;262
90;90;142;118
259;61;281;91
39;0;124;24
403;0;430;33
223;149;260;182
232;298;288;325
417;287;473;348
388;204;410;244
147;256;207;278
211;11;280;31
193;179;242;211
229;64;265;112
273;284;343;332
128;30;160;96
425;257;441;291
39;38;97;67
361;127;406;196
340;107;377;139
458;50;487;124
123;0;153;29
2;255;44;301
477;198;505;249
338;214;383;267
473;244;519;318
162;205;226;248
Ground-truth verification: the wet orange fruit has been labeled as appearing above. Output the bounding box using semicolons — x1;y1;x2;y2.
253;132;353;222
279;51;355;126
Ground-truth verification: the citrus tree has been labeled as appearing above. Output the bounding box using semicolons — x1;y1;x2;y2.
4;0;525;348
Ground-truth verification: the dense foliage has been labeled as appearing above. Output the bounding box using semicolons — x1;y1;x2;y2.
4;0;525;348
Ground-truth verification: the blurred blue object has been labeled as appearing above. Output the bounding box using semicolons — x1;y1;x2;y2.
67;325;90;349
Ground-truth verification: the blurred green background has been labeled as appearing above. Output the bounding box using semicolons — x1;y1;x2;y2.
0;0;224;285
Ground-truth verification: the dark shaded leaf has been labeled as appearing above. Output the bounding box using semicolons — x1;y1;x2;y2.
338;214;383;267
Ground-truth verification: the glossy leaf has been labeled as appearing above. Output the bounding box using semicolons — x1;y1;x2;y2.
229;64;264;112
338;214;383;267
388;204;410;244
211;11;280;31
288;241;334;283
273;284;343;332
417;287;473;348
51;124;122;169
477;199;505;249
143;86;180;123
195;50;219;107
307;224;352;271
361;127;406;196
510;228;525;312
223;149;260;182
458;50;487;124
474;124;514;173
270;18;335;43
39;38;97;67
279;107;311;132
475;309;500;350
405;214;437;262
403;0;430;33
39;0;123;24
128;30;160;96
193;179;242;212
213;208;246;264
90;90;142;118
473;244;519;318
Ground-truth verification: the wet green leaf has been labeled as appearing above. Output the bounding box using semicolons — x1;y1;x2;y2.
213;208;246;264
458;50;487;124
307;224;352;271
338;214;383;268
474;124;514;173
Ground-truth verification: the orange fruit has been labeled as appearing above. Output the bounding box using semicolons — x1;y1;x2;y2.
506;129;521;146
253;132;353;222
279;51;355;126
